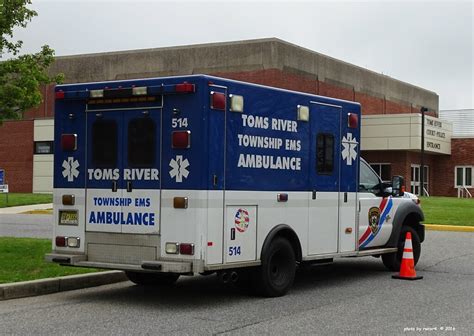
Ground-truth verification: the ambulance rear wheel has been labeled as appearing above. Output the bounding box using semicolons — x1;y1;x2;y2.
254;237;296;297
125;271;180;286
382;226;421;271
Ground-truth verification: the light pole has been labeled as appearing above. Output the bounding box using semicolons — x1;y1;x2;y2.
420;107;428;196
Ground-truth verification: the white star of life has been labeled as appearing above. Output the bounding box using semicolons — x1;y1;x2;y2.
169;155;190;183
62;157;80;182
341;133;358;165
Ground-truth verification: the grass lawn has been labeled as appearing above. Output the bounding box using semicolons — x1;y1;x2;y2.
0;193;53;208
0;237;97;284
420;196;474;226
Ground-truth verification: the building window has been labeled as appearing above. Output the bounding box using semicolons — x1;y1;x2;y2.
34;141;54;154
316;133;334;174
455;166;473;187
369;163;391;183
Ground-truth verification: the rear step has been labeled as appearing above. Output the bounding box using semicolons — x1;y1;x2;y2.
73;260;192;274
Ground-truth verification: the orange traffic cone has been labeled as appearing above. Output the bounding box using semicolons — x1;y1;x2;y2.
392;232;423;280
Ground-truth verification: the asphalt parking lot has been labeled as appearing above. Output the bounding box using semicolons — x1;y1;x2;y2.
0;230;472;335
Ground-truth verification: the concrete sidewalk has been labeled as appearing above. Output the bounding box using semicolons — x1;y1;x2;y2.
0;203;53;214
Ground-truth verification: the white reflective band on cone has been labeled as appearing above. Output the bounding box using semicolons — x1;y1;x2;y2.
404;238;413;249
402;251;414;259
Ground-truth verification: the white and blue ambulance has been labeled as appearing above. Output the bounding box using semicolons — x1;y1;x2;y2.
46;75;425;297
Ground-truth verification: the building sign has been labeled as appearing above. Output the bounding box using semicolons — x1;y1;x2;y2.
424;116;452;154
0;169;8;193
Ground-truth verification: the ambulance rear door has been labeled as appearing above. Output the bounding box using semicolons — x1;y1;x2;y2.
85;105;161;235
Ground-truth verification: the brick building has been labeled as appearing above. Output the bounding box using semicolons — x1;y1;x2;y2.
0;38;472;196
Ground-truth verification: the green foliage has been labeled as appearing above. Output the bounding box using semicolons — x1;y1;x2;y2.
0;237;97;284
0;0;63;122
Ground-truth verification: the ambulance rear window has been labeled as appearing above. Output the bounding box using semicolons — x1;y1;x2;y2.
128;118;156;167
316;133;334;174
92;120;117;167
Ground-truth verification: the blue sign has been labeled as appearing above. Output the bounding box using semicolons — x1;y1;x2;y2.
0;169;4;185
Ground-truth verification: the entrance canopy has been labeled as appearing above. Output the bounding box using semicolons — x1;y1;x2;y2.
361;114;452;155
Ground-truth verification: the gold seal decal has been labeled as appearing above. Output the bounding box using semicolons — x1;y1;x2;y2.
368;207;381;234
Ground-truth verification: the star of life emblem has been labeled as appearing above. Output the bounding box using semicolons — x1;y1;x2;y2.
169;155;190;183
62;157;80;182
341;133;358;165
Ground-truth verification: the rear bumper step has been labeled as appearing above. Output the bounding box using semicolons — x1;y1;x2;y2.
45;253;192;274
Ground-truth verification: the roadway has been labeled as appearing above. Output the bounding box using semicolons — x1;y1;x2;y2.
0;230;472;335
0;214;52;238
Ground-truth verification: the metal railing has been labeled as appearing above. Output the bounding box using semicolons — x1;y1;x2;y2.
422;187;430;197
457;186;472;198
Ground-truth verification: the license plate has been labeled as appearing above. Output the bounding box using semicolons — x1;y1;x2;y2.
59;210;78;225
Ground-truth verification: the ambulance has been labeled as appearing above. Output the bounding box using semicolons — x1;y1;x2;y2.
46;75;425;297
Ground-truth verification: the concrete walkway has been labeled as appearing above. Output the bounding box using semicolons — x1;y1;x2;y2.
0;203;53;214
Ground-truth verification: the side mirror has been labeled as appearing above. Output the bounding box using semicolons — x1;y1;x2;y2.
391;175;405;197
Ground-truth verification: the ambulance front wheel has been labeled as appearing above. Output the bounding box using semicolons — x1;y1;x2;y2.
382;226;421;271
125;271;180;286
254;237;296;297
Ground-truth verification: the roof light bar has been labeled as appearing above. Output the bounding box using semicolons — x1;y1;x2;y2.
90;90;104;98
132;86;148;96
175;83;195;93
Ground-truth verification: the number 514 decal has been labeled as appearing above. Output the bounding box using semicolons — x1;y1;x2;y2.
172;118;188;128
228;246;241;256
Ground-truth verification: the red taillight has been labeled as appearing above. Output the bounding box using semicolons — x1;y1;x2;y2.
55;91;65;100
179;243;194;255
61;134;77;151
56;236;66;247
172;131;191;149
348;113;358;128
210;91;225;110
175;83;195;93
277;193;288;202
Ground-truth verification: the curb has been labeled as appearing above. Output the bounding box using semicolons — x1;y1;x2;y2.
425;224;474;232
0;271;127;301
19;209;53;215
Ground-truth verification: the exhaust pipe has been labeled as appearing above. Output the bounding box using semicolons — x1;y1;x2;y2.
230;271;239;283
220;272;230;284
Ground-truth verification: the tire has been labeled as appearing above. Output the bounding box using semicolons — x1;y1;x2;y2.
125;271;180;286
382;226;421;271
254;237;296;297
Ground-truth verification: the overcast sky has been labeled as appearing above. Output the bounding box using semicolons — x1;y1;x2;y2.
11;0;474;110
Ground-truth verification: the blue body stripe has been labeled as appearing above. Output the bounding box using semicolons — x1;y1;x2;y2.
360;198;393;248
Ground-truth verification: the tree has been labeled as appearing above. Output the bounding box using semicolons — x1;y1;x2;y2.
0;0;63;122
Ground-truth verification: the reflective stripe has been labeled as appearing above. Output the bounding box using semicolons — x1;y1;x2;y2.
404;238;413;249
402;251;414;259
